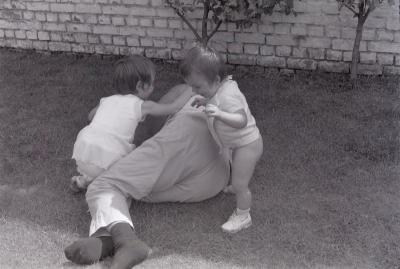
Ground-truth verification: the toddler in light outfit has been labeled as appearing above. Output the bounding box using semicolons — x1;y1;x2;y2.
70;55;193;192
180;46;263;233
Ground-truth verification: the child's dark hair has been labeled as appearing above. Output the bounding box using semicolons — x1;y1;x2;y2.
113;55;155;94
179;46;225;83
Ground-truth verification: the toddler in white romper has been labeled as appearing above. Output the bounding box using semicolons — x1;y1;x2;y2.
181;46;263;233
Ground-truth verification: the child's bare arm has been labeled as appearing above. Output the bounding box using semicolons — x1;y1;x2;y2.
205;104;247;129
88;105;99;122
141;90;194;116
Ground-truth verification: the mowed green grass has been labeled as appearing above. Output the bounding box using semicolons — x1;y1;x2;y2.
0;48;399;269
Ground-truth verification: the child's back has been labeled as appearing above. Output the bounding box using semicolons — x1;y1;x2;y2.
91;94;143;142
72;94;141;174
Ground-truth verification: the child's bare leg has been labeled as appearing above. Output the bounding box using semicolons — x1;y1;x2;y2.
223;185;235;194
233;137;263;210
223;163;235;194
221;137;263;233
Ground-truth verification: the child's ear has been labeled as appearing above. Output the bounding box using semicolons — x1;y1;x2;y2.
136;80;144;91
215;75;221;83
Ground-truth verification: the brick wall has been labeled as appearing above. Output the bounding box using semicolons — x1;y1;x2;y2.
0;0;399;74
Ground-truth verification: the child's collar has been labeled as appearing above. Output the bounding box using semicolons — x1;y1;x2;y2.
209;75;232;99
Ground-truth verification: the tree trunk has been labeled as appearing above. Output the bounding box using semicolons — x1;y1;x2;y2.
350;14;367;81
201;0;210;47
205;20;222;45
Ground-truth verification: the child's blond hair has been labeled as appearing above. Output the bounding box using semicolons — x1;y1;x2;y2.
179;46;225;83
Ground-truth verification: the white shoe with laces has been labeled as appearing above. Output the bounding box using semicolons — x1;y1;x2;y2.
221;210;252;233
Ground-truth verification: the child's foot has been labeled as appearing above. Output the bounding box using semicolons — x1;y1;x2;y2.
69;176;87;193
221;210;252;233
223;185;235;194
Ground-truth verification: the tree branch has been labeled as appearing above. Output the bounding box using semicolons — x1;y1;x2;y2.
206;20;222;44
342;2;359;16
363;6;371;18
358;6;370;23
165;0;201;41
178;12;202;41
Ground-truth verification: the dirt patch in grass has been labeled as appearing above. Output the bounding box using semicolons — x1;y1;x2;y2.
0;48;399;269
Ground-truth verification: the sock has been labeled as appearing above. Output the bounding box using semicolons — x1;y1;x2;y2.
109;222;150;269
64;236;114;265
236;208;250;216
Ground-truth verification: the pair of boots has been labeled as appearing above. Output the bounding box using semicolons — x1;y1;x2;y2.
64;223;150;269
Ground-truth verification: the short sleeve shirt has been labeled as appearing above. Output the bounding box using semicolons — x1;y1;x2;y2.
207;77;260;149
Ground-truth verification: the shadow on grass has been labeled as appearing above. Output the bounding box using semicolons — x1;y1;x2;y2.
0;48;399;268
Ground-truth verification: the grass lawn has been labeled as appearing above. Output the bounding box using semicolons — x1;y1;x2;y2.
0;48;399;269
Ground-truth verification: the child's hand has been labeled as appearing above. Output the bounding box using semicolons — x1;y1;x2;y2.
205;104;221;118
191;97;207;108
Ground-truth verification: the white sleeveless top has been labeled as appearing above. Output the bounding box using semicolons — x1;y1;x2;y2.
72;94;144;169
91;94;144;141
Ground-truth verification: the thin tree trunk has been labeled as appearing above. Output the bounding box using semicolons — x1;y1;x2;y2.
201;0;210;46
350;16;366;81
205;20;222;45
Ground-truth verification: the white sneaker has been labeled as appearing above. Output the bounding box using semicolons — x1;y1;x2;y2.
221;210;252;233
